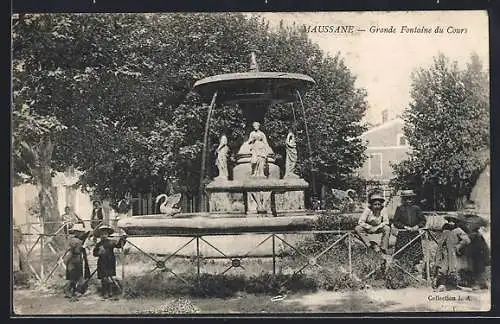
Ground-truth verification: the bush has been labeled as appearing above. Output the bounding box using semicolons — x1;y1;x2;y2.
312;212;359;242
122;272;317;299
13;271;31;288
313;268;364;291
190;274;246;298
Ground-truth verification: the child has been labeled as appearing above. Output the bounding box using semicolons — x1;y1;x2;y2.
354;192;391;254
433;214;471;291
92;225;127;300
458;202;490;290
64;224;91;300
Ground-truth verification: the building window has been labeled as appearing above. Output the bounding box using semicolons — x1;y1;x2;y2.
397;133;407;146
368;153;383;176
382;109;389;123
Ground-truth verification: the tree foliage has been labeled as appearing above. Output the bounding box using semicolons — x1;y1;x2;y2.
12;13;368;213
391;53;489;210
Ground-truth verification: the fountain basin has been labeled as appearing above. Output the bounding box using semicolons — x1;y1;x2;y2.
116;212;363;257
206;178;309;193
117;214;318;236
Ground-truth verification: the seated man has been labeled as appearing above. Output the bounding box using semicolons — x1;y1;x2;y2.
354;193;391;254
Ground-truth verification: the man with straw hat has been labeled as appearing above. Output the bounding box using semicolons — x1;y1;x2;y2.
392;189;427;272
92;225;127;300
64;223;91;300
355;191;390;254
433;213;471;292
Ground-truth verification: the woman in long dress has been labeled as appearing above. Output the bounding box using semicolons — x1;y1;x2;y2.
215;135;229;180
457;203;490;289
433;214;471;291
285;129;298;177
248;122;270;177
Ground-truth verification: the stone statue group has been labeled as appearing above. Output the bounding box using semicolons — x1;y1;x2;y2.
215;122;298;180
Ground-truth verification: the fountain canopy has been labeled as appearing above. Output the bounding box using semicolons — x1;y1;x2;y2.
192;51;315;104
192;72;315;104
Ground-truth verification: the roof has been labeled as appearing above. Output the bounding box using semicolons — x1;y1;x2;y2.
361;117;404;137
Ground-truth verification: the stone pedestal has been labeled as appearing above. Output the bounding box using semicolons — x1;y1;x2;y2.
209;192;233;212
275;190;305;212
232;162;280;215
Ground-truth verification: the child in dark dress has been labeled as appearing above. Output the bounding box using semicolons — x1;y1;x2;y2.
92;225;127;300
64;224;91;301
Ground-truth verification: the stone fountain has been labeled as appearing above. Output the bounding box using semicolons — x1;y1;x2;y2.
117;53;319;257
194;52;315;217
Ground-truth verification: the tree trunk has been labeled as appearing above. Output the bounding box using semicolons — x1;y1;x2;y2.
30;137;61;235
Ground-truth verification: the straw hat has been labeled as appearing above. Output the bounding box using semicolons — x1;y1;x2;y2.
94;225;115;237
444;213;463;223
368;192;385;204
68;223;87;233
400;189;416;197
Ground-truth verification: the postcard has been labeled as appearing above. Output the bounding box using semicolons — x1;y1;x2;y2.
11;10;491;315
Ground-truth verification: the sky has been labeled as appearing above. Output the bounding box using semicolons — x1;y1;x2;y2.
253;11;489;125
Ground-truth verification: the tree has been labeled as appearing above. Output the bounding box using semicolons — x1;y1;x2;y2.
12;13;150;231
12;13;368;216
391;53;489;210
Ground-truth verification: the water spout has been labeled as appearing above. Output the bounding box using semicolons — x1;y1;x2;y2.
296;90;317;198
249;52;259;72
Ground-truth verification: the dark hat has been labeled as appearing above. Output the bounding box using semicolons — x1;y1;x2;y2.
368;193;385;204
400;189;416;197
94;225;114;237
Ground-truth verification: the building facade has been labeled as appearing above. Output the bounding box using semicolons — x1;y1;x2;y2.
357;117;410;182
355;117;411;214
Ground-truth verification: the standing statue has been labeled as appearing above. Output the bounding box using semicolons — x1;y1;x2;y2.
248;121;270;177
284;129;298;178
215;134;229;180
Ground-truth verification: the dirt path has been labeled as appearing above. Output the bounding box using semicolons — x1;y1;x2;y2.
283;287;491;312
12;286;490;315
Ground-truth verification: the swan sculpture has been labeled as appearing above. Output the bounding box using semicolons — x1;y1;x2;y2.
331;188;357;212
155;193;182;216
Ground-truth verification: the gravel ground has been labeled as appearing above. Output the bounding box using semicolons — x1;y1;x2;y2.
12;285;490;315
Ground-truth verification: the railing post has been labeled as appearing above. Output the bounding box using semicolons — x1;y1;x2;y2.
39;233;44;283
196;235;201;282
122;246;126;281
272;234;276;276
348;231;352;279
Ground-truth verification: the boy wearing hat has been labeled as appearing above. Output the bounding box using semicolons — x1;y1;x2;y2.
93;225;127;300
64;224;91;300
355;192;390;254
433;213;471;291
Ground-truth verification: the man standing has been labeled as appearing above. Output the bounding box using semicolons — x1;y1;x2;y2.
392;189;427;271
